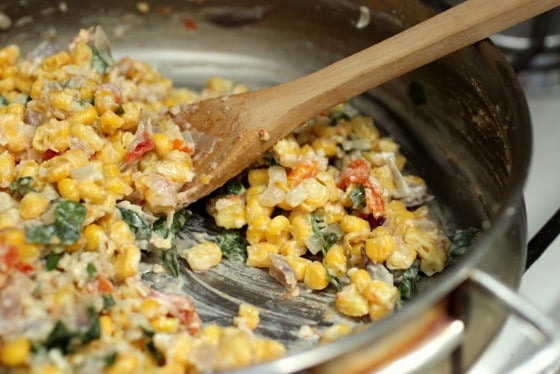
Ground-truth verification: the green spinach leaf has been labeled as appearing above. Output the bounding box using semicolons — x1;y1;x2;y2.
160;246;179;278
9;176;37;197
349;184;366;209
217;230;246;260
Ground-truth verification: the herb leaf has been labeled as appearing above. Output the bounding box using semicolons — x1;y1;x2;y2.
396;259;420;300
102;294;116;311
103;351;117;367
226;179;244;195
153;209;192;237
45;321;75;353
92;46;109;74
447;227;479;264
26;200;87;245
86;263;97;277
310;212;339;254
45;252;63;271
160;247;180;278
349;184;366;209
0;95;8;106
9;176;37;197
118;207;151;239
80;306;100;344
217;230;246;260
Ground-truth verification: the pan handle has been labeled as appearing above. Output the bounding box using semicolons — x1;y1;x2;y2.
467;269;560;373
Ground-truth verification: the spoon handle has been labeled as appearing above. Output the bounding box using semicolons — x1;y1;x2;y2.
256;0;560;132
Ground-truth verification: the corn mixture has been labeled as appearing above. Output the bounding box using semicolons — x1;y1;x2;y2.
0;27;454;372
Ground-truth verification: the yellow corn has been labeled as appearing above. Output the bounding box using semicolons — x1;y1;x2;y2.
99;110;125;135
0;337;30;367
303;261;329;290
152;133;173;157
32;119;70;153
207;77;233;93
70;41;92;66
0;45;20;66
348;268;372;294
182;241;222;271
246;242;278;268
36;364;62;374
323;244;347;277
351;115;379;141
57;178;80;201
105;354;138;374
279;240;307;257
16;160;39;179
311;137;338;158
99;315;114;337
110;220;135;248
320;323;352;343
301;178;331;212
68;104;98;126
246;215;271;245
41;51;70;72
245;186;274;225
83;223;106;251
150;316;180;333
365;226;396;263
335;284;369;317
288;210;313;246
49;90;74;111
200;324;221;345
265;215;291;245
404;227;447;276
362;280;399;321
113;244;141;282
339;215;370;233
78;181;107;204
0;151;15;188
285;255;310;281
247;169;269;186
18;192;49;220
234;303;260;331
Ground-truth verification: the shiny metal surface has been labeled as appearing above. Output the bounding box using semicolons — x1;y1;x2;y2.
0;0;533;371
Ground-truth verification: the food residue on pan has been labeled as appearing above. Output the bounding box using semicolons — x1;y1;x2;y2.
0;26;478;372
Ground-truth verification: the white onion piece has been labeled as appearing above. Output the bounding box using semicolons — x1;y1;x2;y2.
305;235;323;255
284;183;307;208
258;185;285;207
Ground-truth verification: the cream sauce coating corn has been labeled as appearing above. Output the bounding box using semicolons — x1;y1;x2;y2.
0;27;455;373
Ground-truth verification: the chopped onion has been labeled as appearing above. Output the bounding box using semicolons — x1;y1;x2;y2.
304;235;323;255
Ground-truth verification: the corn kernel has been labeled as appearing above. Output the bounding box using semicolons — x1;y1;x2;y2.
152;133;173;157
285;255;310;281
99;315;113;337
36;364;62;374
113;244;141;282
68;104;98;126
289;210;313;246
106;354;138;374
99;110;125;135
365;226;396;263
303;261;329;290
110;220;135;247
18;192;49;220
150;316;179;333
335;284;369;317
78;181;106;204
246;242;278;268
0;151;15;188
348;268;372;294
246;215;271;245
265;215;291;245
247;168;269;186
41;51;70;72
279;240;307;257
323;244;347;277
57;178;80;201
339;215;370;233
0;337;30;367
234;303;260;331
182;241;222;271
83;224;106;251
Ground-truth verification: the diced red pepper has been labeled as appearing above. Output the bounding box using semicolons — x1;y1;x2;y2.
126;131;155;164
44;149;60;160
337;159;371;189
172;138;193;154
97;274;114;293
288;161;318;186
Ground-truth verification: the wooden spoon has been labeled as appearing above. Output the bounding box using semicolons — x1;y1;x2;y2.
175;0;560;207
